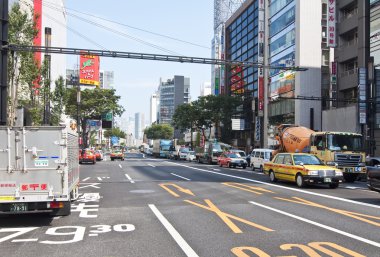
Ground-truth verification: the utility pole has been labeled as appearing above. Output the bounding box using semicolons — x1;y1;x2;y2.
0;0;8;125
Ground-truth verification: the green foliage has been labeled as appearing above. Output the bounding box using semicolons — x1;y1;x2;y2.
50;76;66;125
144;124;174;139
104;127;126;139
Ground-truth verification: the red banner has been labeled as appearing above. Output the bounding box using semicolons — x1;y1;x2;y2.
80;55;100;86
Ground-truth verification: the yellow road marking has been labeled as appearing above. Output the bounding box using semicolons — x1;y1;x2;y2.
222;182;275;195
159;183;195;198
307;242;366;257
0;196;15;201
279;244;321;257
185;199;274;233
275;196;380;227
231;246;270;257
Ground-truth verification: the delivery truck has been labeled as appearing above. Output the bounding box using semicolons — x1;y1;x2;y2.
0;125;79;216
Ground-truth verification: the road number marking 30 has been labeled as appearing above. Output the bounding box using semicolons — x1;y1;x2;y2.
0;224;135;245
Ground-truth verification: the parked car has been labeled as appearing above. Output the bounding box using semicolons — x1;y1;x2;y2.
367;166;380;193
79;149;96;164
217;152;247;169
178;147;190;160
231;149;250;166
250;148;274;172
95;150;104;161
186;151;196;162
264;153;343;188
110;150;124;161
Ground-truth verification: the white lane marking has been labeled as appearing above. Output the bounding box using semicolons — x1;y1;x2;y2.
212;169;220;171
12;238;39;242
344;186;363;189
166;162;380;210
149;204;199;257
97;177;102;181
52;216;61;220
125;174;135;184
249;201;380;248
148;164;156;168
82;177;90;182
170;173;191;181
89;234;98;237
119;164;122;169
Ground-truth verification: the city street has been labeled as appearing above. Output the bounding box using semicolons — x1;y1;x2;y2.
1;157;379;257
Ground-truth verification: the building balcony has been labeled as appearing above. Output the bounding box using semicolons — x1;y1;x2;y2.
338;13;358;36
337;0;356;9
336;43;358;63
338;70;358;91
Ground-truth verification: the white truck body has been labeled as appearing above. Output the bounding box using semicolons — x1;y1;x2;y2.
0;126;79;215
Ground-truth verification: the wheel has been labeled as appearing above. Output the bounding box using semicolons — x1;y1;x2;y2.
329;182;339;189
269;171;277;182
219;161;222;167
296;173;305;188
259;166;264;173
242;165;246;169
343;173;358;183
251;164;255;171
50;201;71;216
92;160;95;164
111;158;114;161
228;162;232;168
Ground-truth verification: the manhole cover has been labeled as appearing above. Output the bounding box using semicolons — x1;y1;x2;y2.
129;190;155;194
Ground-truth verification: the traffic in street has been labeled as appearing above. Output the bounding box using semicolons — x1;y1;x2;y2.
1;156;379;257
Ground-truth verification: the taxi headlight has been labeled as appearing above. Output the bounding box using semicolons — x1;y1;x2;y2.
326;161;337;166
308;170;319;176
335;170;343;176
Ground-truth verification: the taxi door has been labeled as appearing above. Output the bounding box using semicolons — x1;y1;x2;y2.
273;154;286;180
281;154;295;182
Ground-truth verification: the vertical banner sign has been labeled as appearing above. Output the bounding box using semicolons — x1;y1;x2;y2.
328;0;336;47
258;0;265;114
80;55;100;86
255;117;261;142
358;68;367;124
331;62;337;108
220;25;225;95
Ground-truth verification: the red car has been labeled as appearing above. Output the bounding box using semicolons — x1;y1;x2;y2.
95;150;104;161
79;149;96;164
217;152;248;169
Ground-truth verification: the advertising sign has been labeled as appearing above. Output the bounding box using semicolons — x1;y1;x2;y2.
80;55;100;86
327;0;336;47
111;136;119;146
232;119;245;131
358;68;367;124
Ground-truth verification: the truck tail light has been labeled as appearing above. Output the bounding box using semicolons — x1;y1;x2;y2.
48;202;64;209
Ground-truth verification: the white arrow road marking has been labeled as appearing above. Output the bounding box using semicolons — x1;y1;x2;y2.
148;164;156;168
149;204;199;257
97;177;102;181
82;177;90;182
119;164;122;168
79;183;101;189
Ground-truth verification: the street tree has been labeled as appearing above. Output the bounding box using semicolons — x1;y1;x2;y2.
104;127;126;139
172;103;198;148
50;76;66;126
144;124;174;140
8;2;39;125
64;87;124;147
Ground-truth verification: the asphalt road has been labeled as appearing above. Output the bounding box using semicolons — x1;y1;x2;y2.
1;156;380;257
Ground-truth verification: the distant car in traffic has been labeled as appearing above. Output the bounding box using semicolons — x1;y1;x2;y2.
367;166;380;193
264;153;343;188
178;147;190;160
250;149;274;172
110;150;124;161
79;149;96;164
95;150;104;161
185;151;196;162
230;149;250;166
217;152;247;169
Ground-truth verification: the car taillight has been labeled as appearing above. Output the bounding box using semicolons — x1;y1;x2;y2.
48;202;64;209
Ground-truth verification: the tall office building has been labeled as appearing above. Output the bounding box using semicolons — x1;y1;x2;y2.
150;93;158;124
158;76;190;125
134;113;144;140
200;82;212;96
265;0;327;149
100;71;114;89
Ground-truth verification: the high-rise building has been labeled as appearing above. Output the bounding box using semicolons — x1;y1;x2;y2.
100;71;114;89
200;82;212;96
134;112;145;140
158;76;190;125
150;93;158;124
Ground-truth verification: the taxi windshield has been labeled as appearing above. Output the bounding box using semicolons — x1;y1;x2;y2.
293;155;323;165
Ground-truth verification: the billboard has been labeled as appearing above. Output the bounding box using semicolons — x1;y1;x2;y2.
327;0;336;47
80;55;100;86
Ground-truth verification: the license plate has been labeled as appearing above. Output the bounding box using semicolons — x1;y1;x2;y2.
10;203;28;212
345;168;353;173
324;178;332;183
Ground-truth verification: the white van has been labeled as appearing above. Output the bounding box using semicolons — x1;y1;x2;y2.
250;149;274;172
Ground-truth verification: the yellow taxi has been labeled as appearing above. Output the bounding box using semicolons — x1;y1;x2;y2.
264;153;343;188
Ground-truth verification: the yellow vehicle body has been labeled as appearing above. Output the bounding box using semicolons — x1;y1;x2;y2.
264;153;343;188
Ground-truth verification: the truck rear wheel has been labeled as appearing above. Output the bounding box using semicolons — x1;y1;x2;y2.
344;173;358;183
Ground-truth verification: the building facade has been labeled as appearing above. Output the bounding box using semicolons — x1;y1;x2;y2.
99;71;114;89
134;112;145;140
200;82;212;96
158;76;190;125
150;93;158;125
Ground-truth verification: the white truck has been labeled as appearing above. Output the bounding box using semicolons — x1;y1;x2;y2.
0;125;79;216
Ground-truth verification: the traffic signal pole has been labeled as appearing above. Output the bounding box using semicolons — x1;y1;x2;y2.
0;0;8;125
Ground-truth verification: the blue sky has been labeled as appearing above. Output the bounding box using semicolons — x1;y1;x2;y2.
65;0;214;121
